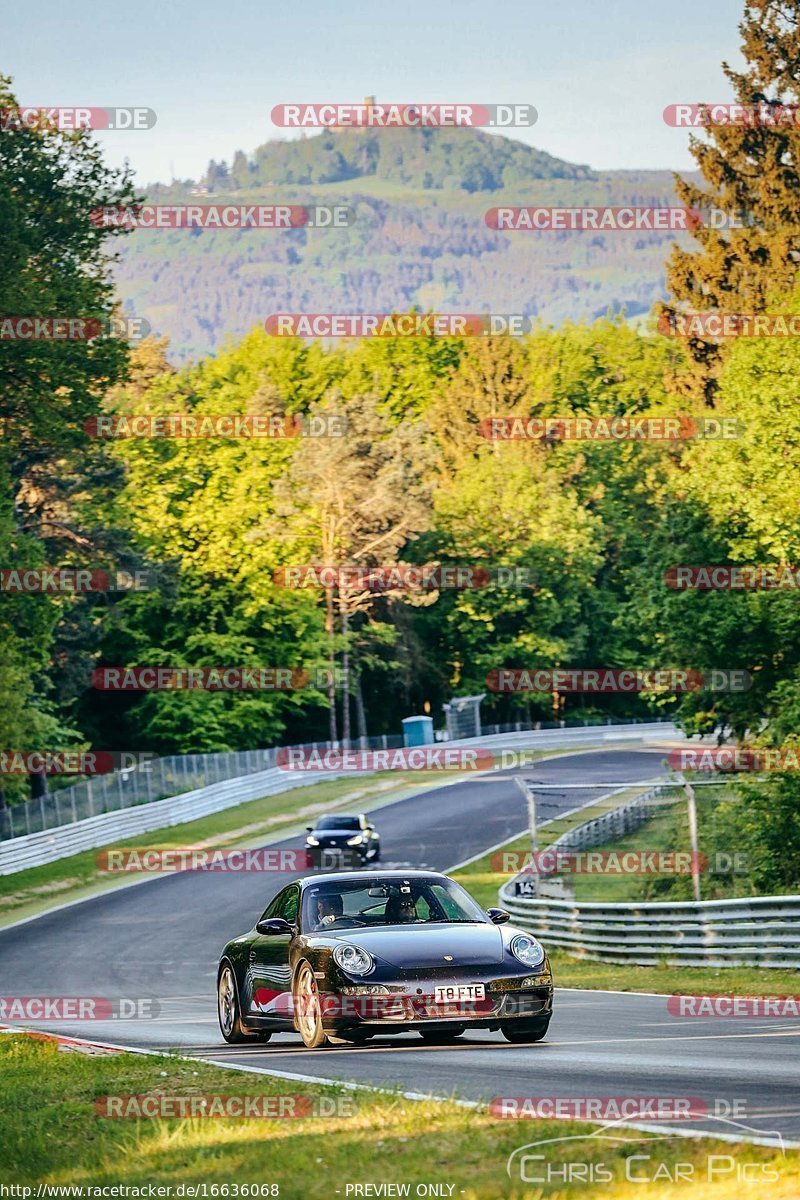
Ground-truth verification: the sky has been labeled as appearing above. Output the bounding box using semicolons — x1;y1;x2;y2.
5;0;746;185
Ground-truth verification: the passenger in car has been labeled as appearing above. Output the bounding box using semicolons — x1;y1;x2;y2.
315;894;344;928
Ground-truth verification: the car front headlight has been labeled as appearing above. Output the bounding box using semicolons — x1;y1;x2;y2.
333;943;374;976
509;933;546;969
306;836;319;846
346;834;364;846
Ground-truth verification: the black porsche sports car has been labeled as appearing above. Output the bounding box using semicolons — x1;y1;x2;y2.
304;812;381;868
217;869;553;1048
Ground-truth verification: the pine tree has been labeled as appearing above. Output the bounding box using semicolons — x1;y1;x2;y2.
663;0;800;401
231;149;251;190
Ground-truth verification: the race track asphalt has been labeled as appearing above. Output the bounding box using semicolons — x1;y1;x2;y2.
1;746;797;1146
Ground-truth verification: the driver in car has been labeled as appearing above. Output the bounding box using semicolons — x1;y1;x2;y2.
397;895;419;923
315;894;344;929
386;892;420;923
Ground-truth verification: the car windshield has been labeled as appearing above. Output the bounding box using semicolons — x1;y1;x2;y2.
314;815;361;830
302;876;487;931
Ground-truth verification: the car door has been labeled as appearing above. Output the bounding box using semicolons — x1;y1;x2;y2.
246;884;299;1023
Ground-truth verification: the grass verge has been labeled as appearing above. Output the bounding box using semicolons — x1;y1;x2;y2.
0;1034;797;1198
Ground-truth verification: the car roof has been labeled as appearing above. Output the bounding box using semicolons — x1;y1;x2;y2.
298;869;449;888
314;812;362;820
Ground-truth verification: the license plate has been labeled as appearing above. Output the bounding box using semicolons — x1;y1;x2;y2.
434;984;485;1003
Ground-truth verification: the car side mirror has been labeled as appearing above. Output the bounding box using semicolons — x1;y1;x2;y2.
256;917;293;936
487;908;511;925
306;826;314;832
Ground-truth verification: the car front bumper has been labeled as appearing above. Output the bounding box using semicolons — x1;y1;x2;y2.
320;974;553;1030
307;846;374;869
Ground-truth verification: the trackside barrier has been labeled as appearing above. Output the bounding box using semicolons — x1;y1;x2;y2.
0;768;330;876
539;785;676;861
0;716;671;843
499;786;800;968
0;721;675;875
0;741;404;842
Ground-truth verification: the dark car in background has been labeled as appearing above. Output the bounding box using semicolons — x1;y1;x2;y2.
305;813;381;868
217;870;553;1049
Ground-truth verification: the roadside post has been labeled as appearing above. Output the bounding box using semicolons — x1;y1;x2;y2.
679;773;702;902
514;776;540;897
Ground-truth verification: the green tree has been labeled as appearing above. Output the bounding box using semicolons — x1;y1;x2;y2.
638;289;800;737
270;392;433;742
0;76;137;794
663;0;800;400
86;333;338;750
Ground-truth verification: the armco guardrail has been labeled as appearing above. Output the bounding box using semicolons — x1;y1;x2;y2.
0;740;404;842
499;785;800;969
0;721;676;876
0;766;332;877
0;716;670;843
499;890;800;969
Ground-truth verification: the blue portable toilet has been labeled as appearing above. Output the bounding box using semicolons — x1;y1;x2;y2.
402;715;434;747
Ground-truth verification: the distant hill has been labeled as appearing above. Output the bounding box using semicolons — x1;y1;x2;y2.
192;126;594;194
116;128;689;362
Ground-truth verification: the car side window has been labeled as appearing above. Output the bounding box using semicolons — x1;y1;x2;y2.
262;890;284;920
262;884;299;924
279;886;300;926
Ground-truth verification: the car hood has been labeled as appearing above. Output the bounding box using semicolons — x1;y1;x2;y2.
327;923;506;967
